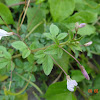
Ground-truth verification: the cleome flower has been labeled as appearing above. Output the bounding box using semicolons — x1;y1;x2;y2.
67;75;78;92
0;29;13;40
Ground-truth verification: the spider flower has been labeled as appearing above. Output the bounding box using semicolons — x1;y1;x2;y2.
67;75;78;92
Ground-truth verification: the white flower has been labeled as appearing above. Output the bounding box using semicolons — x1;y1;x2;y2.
67;75;78;92
0;29;13;40
84;41;92;46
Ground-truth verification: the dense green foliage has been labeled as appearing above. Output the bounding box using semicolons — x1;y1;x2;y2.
0;0;100;100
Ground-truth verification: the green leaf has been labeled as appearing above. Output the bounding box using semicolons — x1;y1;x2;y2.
0;75;8;81
57;33;67;40
71;70;85;82
27;7;45;33
11;41;28;51
35;50;45;58
78;25;96;36
0;3;14;24
91;91;100;100
5;0;24;8
42;55;53;75
64;11;97;23
44;44;58;55
7;61;15;72
93;74;100;90
50;24;59;37
15;59;24;68
27;54;34;63
36;0;45;4
44;81;77;100
12;41;31;58
22;49;31;59
43;33;53;40
57;48;63;58
48;0;75;22
53;52;70;73
15;93;28;100
0;58;10;69
0;46;11;59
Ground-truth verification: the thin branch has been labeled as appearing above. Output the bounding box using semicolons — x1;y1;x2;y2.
23;21;43;41
50;55;68;76
18;0;31;32
59;46;82;66
52;71;62;84
8;1;35;8
27;4;41;29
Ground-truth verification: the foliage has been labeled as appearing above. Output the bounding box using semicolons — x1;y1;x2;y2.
0;0;100;100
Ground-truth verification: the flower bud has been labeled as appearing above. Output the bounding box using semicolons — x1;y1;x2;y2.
84;41;92;46
78;23;86;28
75;22;79;32
80;66;90;80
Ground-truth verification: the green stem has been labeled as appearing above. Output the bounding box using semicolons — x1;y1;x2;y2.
23;21;43;41
32;91;41;100
5;82;29;96
15;72;43;95
12;42;67;59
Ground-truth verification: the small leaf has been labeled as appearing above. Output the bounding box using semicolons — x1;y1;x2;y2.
34;50;45;58
42;55;53;75
0;75;8;81
57;33;67;40
22;49;31;58
44;44;58;55
43;33;53;40
11;41;28;51
27;54;34;63
57;48;63;58
0;58;10;69
12;41;31;58
50;24;59;37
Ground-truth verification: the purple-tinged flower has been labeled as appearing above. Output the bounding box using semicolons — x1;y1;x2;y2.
84;41;92;46
67;75;78;92
0;29;13;40
80;66;90;80
78;23;86;28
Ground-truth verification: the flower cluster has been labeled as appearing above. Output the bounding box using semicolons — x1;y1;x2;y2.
67;75;78;92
